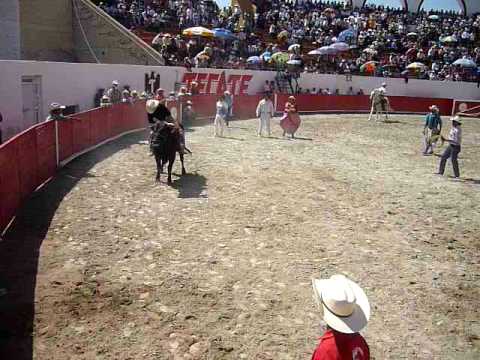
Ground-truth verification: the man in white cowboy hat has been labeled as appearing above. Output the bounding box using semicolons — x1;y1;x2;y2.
311;274;371;360
423;105;443;155
106;80;122;104
256;92;274;137
437;116;462;178
46;103;68;122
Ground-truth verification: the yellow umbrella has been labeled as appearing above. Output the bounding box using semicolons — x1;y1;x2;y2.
182;27;214;38
271;52;289;64
406;62;426;70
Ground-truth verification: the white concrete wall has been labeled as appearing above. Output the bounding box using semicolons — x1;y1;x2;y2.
0;0;21;60
0;60;479;140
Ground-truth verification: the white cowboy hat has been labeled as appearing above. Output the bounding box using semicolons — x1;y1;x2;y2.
224;90;231;95
312;274;370;334
49;103;66;111
429;105;439;111
146;99;160;114
381;82;387;87
112;80;119;85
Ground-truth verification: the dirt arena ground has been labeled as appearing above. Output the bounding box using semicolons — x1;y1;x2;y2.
1;114;479;360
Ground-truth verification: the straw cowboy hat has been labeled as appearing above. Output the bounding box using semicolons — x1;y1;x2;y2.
429;105;439;112
312;274;370;334
49;103;66;112
451;116;462;124
112;80;119;86
146;99;161;114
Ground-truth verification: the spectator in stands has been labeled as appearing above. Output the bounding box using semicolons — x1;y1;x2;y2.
311;274;371;360
107;80;122;104
94;88;105;108
101;95;111;107
131;90;139;102
97;1;480;85
155;88;165;101
122;89;132;103
46;103;68;122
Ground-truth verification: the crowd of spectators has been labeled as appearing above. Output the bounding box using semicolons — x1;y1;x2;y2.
95;0;480;83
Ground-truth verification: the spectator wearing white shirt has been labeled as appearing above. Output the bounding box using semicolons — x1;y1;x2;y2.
438;117;463;178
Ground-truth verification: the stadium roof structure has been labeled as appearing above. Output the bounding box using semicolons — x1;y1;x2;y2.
349;0;480;15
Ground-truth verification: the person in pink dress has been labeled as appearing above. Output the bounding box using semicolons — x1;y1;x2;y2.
280;96;301;138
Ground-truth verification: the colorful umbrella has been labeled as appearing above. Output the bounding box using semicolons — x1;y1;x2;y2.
308;49;323;55
260;51;272;61
453;58;477;68
360;61;377;73
213;28;236;40
428;15;440;21
288;44;301;52
247;56;262;64
331;42;350;52
406;62;426;70
319;46;338;55
182;27;214;38
271;52;289;63
407;32;418;37
440;36;457;44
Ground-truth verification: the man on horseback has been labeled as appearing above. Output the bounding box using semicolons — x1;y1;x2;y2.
368;82;390;122
146;99;187;183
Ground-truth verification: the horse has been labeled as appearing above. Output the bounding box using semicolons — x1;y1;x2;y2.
368;90;390;122
151;124;188;184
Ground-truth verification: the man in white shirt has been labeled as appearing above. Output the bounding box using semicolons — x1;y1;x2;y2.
438;116;462;178
256;93;275;137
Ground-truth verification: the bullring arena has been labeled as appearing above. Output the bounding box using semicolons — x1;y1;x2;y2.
1;113;479;359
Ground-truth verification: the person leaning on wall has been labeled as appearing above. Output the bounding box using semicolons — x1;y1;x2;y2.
46;103;69;122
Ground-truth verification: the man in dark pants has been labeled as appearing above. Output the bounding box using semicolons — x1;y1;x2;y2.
438;116;462;178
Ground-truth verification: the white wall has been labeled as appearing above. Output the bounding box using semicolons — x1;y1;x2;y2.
0;0;20;60
0;60;479;140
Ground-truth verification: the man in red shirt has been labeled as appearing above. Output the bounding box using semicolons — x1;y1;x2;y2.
311;275;371;360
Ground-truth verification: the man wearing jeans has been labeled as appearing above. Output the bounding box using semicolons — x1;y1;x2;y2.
438;116;462;178
423;105;442;155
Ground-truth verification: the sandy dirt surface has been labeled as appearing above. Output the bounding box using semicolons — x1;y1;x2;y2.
1;114;479;360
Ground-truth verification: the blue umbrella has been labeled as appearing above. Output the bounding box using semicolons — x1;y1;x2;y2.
453;58;477;68
213;28;236;40
260;51;272;61
247;56;262;64
338;29;355;42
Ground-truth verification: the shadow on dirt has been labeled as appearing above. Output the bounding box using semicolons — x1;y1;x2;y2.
0;130;149;360
172;172;208;198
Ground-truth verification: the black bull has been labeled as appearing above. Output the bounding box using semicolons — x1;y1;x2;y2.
151;125;188;184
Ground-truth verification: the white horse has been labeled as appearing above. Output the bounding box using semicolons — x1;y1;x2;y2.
368;89;390;122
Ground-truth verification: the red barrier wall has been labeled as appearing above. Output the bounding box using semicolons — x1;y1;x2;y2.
275;94;453;116
0;101;148;233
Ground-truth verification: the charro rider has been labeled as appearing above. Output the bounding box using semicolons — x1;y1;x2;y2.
146;99;176;155
368;82;389;121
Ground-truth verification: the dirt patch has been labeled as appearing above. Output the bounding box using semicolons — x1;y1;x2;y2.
1;114;479;359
